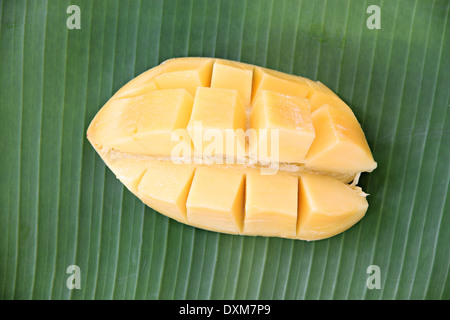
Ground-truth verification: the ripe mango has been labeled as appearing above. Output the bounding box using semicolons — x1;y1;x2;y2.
87;57;376;241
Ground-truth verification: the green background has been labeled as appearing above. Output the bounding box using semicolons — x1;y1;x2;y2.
1;0;449;300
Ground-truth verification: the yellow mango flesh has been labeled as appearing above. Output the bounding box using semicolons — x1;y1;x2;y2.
137;162;195;223
113;65;163;99
153;57;214;96
252;66;311;103
244;170;299;238
186;87;246;159
250;90;315;163
103;157;151;192
134;89;194;156
87;97;148;154
210;59;254;108
87;57;377;241
305;104;377;174
187;166;245;234
298;174;368;240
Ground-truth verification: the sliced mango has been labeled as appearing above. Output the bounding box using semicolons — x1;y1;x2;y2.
244;170;298;238
87;96;148;154
305;104;377;174
104;157;150;192
137;162;195;223
252;66;311;103
154;57;214;96
87;57;377;241
114;65;163;99
298;174;368;240
306;81;354;115
250;90;315;163
133;89;194;156
210;59;253;108
187;87;246;159
187;166;245;234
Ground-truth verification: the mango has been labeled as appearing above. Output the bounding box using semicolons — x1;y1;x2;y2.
87;57;377;241
187;87;246;159
250;90;315;163
187;166;245;234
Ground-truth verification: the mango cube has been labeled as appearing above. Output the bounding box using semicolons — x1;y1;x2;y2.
250;90;315;163
187;87;246;159
210;59;253;108
252;67;311;103
186;167;245;234
305;104;377;173
133;89;194;157
105;158;151;192
244;171;298;237
137;162;196;223
154;57;214;96
298;174;368;240
307;81;353;115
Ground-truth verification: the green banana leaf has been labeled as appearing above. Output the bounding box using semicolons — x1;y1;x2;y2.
1;0;448;300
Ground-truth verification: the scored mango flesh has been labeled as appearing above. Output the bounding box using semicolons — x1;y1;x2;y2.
87;57;377;241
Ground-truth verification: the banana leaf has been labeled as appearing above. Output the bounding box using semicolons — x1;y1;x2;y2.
0;0;448;300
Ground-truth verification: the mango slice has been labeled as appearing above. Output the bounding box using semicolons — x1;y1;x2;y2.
250;90;315;163
210;59;253;108
153;57;214;96
305;104;377;174
103;157;151;192
186;87;246;159
298;174;368;240
304;80;348;113
134;89;194;156
87;96;149;155
137;162;195;223
244;170;298;238
187;166;245;234
87;57;377;241
114;65;163;99
252;66;311;103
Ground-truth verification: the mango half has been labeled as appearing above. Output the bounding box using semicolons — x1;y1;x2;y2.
87;57;376;241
